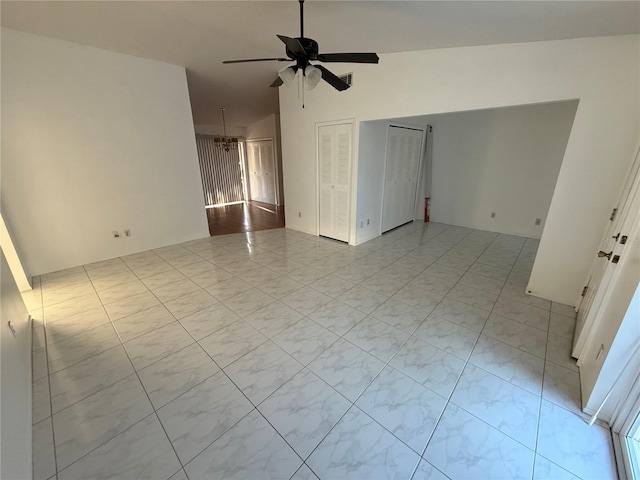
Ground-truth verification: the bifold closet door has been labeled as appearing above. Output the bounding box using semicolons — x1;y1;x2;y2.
258;141;276;204
318;123;352;242
246;139;277;204
247;141;262;203
382;126;424;233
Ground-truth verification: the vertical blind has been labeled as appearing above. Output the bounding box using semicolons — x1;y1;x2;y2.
195;135;245;207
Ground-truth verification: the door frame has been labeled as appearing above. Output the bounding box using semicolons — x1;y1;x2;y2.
315;119;355;242
612;369;640;480
379;122;427;234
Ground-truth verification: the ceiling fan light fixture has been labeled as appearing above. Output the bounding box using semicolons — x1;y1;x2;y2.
278;66;297;86
304;65;322;90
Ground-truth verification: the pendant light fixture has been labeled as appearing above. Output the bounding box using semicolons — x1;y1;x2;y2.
216;108;238;152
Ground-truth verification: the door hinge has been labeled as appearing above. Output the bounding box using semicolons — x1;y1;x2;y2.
581;286;588;297
620;235;628;245
612;255;621;264
610;208;618;221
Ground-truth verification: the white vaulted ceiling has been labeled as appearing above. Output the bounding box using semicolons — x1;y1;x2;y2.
2;1;638;129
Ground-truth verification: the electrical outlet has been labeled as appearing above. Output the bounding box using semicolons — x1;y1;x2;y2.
298;212;301;218
491;212;496;218
112;231;120;238
535;218;542;225
124;229;131;237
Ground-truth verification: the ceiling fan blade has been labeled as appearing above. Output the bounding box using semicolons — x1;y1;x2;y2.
277;35;307;58
223;58;289;64
317;53;379;64
316;65;350;91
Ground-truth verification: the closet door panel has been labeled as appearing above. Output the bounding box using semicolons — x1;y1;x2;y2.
247;141;262;203
333;124;352;242
318;123;351;242
403;131;423;224
318;125;335;238
260;141;276;204
382;133;398;232
382;126;424;232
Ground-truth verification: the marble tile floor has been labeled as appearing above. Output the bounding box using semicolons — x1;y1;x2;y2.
23;222;619;480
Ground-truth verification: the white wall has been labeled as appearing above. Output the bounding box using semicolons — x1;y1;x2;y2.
1;29;209;276
356;120;388;243
1;250;32;480
194;124;247;138
246;114;277;140
425;102;576;237
279;35;639;305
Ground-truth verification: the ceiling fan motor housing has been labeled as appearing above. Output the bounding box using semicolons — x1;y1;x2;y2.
288;37;319;62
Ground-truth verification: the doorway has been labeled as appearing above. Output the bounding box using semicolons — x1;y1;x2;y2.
195;135;285;235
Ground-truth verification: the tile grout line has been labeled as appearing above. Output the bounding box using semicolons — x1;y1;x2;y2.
36;232;304;475
409;228;520;478
34;275;62;480
123;247;315;478
78;263;190;479
233;223;463;478
420;233;543;454
293;224;472;478
48;259;189;478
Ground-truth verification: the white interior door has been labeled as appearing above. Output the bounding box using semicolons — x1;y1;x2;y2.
259;141;276;204
318;122;352;242
382;133;399;232
401;130;422;223
579;175;640;410
247;141;262;202
382;125;424;232
334;125;352;240
573;148;640;358
246;139;277;204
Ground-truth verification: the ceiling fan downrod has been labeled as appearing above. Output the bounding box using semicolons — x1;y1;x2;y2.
299;0;304;39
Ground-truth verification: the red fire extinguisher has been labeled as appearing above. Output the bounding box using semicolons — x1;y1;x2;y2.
424;197;430;222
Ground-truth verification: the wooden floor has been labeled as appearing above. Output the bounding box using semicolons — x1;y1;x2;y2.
205;201;285;236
